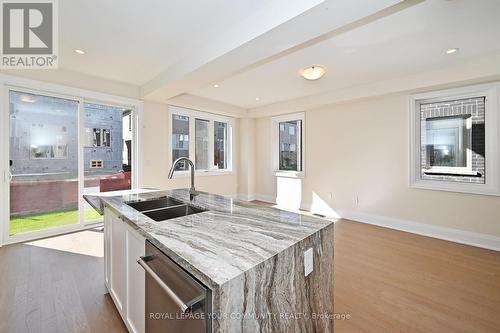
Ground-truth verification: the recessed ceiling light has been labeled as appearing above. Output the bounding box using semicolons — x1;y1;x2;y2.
74;49;86;55
299;65;327;80
445;48;459;55
255;97;260;101
213;84;220;88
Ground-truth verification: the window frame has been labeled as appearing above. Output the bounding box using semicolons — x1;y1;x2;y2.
422;115;474;176
168;105;234;177
271;112;305;178
409;83;500;196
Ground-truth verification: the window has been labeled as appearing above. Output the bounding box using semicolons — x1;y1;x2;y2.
423;115;472;172
195;119;209;170
214;121;227;169
172;114;190;171
90;160;103;168
85;128;111;148
93;128;101;146
169;106;233;174
102;129;111;147
29;124;69;159
279;120;302;171
272;112;305;176
410;83;500;196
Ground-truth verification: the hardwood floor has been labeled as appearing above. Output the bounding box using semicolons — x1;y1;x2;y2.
0;219;499;333
334;220;500;333
0;230;127;333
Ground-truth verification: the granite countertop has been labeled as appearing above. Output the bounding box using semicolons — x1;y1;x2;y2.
84;189;336;290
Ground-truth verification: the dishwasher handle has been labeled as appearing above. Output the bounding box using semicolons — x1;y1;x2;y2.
137;255;203;314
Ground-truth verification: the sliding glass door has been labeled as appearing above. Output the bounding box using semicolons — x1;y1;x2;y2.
82;102;134;223
5;89;136;241
9;91;80;236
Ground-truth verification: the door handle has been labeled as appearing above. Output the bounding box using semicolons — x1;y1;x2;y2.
4;170;12;182
137;255;204;314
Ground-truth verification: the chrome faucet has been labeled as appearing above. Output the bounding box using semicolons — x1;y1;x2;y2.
168;157;199;201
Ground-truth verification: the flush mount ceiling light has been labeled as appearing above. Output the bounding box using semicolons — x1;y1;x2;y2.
74;49;86;55
299;65;327;81
213;84;220;88
255;97;260;101
445;48;459;54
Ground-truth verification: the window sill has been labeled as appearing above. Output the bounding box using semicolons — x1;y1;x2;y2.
170;169;234;178
423;168;480;177
410;179;499;197
274;170;304;179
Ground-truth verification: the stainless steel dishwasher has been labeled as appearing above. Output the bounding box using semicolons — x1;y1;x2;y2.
137;240;212;333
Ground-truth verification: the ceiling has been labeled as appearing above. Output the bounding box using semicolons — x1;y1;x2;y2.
58;0;274;85
35;0;405;102
5;0;499;113
191;0;500;108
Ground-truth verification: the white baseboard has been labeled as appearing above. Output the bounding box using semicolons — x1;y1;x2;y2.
229;195;500;251
338;210;500;252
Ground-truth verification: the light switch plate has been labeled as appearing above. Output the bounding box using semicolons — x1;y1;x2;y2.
304;248;313;277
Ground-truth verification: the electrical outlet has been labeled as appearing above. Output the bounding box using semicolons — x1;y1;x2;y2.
304;248;313;277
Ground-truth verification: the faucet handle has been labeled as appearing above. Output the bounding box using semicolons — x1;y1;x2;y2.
189;188;199;201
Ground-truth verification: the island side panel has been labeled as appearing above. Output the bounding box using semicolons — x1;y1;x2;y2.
214;223;334;333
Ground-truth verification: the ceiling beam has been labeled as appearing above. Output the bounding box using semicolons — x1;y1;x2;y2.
166;94;248;118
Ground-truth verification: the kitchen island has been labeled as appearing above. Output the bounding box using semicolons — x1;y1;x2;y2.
84;189;335;333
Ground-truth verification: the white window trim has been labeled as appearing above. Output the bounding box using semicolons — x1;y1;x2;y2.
271;112;305;178
168;105;234;178
409;82;500;196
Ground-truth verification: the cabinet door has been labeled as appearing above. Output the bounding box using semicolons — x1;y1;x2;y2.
110;213;127;313
127;229;145;333
103;208;112;289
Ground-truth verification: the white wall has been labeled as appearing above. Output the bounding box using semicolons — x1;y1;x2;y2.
237;117;256;200
142;101;240;196
254;93;500;238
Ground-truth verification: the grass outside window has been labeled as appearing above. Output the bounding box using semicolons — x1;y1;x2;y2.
10;209;102;235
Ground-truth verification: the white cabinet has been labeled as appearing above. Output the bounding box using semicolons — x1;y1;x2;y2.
110;211;127;313
127;228;145;333
104;207;145;333
104;210;112;288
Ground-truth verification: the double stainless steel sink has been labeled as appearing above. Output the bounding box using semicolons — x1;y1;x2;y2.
127;196;206;222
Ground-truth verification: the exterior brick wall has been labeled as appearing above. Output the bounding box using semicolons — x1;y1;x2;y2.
9;174;129;216
420;97;485;184
10;179;78;216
